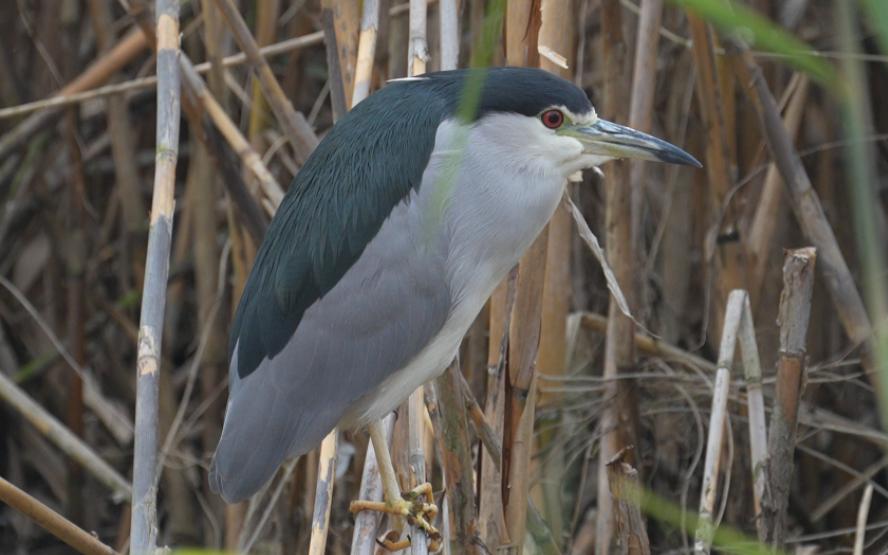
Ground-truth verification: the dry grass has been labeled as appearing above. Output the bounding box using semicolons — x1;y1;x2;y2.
0;1;886;554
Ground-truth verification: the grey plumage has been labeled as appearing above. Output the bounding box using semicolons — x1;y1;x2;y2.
209;66;698;503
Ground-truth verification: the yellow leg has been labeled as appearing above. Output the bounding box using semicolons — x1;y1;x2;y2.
349;419;442;552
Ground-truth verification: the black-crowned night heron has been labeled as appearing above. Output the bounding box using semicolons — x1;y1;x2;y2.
209;67;699;543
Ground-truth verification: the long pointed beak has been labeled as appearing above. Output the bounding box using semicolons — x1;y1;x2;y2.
565;119;702;167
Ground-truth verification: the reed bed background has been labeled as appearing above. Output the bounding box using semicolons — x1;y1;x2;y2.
0;0;887;553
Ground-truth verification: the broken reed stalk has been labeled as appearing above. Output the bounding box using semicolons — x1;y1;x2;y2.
0;31;326;120
130;1;180;552
179;57;284;211
308;431;339;555
736;294;767;536
350;415;394;555
694;290;745;554
763;247;816;547
606;449;651;555
0;477;117;555
733;46;880;400
213;0;318;164
408;0;429;76
0;371;132;499
598;0;636;551
352;0;379;106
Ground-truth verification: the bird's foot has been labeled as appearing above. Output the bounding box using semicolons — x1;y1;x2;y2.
349;483;441;552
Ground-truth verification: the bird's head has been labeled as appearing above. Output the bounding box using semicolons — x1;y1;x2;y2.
402;67;701;179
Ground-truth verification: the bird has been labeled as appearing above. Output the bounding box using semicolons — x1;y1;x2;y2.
209;66;700;544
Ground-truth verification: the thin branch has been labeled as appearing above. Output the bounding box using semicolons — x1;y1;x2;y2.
0;371;132;500
213;0;319;164
308;431;339;555
0;477;118;555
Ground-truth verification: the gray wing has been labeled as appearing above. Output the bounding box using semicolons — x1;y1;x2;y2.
210;200;450;502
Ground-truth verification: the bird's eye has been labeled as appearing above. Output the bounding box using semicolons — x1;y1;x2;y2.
541;109;564;129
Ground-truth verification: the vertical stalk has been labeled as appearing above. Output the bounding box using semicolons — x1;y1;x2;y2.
597;0;637;552
763;248;816;547
130;1;180;552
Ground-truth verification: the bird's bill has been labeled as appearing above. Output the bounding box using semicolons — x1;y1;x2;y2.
564;119;702;167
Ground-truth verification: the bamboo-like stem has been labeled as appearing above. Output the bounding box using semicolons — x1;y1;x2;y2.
405;2;429;552
439;0;459;70
408;0;429;76
694;290;745;554
352;0;380;106
308;430;339;555
213;0;319;164
763;248;816;547
130;2;180;552
350;415;394;555
0;370;132;499
0;477;117;555
597;1;636;551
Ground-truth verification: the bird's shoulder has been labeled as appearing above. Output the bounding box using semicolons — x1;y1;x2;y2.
231;83;451;379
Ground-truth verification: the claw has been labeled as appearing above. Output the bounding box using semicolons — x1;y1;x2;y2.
350;482;441;552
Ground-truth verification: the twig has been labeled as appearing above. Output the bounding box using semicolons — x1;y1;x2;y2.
0;32;325;120
0;477;118;555
130;2;180;552
213;0;319;164
179;56;284;211
0;277;134;444
853;484;874;555
0;27;149;159
0;371;132;500
763;248;816;547
308;431;339;555
694;291;745;553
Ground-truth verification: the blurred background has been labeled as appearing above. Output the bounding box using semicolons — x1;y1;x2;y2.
0;0;887;553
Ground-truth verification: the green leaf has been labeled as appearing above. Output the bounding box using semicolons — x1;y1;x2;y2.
670;0;837;88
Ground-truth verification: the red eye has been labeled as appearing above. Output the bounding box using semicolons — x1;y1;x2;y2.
541;109;564;129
